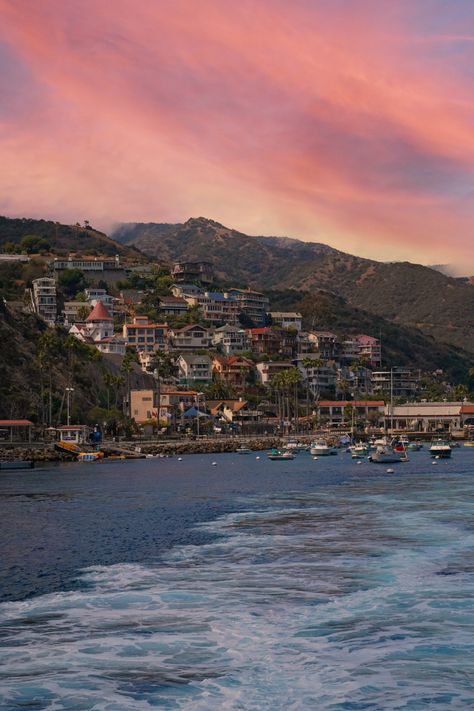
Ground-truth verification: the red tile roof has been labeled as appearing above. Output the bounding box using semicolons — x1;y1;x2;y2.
86;301;113;321
461;405;474;414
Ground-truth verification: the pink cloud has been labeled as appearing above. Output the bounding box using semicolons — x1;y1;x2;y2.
1;0;474;269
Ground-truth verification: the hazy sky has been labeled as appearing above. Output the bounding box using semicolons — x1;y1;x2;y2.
1;0;474;269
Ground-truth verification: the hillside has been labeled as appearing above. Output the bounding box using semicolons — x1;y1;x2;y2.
0;216;145;261
269;289;473;383
113;218;474;354
0;301;153;423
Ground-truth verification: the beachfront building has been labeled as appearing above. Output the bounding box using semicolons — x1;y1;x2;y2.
177;354;213;386
383;401;469;433
32;277;57;324
123;316;168;353
317;400;386;427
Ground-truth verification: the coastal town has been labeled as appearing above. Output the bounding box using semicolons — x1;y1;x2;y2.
1;245;474;456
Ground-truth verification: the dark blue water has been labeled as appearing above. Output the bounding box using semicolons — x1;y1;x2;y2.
1;449;474;709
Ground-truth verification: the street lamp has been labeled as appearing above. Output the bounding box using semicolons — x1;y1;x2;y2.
196;391;205;437
65;387;74;426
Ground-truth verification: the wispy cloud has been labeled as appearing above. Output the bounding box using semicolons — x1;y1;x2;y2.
1;0;474;268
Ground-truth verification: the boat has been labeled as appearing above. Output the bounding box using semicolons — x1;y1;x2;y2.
77;451;104;462
267;448;295;461
55;439;82;455
0;460;34;470
464;441;474;447
236;445;252;454
429;439;452;458
310;439;337;456
369;438;408;463
284;440;307;452
351;442;369;459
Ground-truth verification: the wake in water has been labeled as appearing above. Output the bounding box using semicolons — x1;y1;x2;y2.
1;476;474;709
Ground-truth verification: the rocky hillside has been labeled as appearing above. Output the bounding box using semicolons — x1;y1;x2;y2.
0;301;152;423
113;217;474;354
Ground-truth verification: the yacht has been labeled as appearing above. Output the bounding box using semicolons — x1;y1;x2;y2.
369;439;408;464
236;445;252;454
310;439;337;456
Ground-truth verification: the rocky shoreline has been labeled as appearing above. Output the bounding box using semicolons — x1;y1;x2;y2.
0;437;307;464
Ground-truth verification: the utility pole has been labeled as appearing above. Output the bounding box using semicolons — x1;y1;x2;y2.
66;387;74;426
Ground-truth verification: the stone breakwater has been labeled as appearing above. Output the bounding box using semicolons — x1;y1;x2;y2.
0;437;309;463
138;437;286;456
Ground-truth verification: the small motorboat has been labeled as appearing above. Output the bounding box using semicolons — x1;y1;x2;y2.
351;442;369;459
267;448;295;461
429;439;452;458
77;451;104;462
236;445;252;454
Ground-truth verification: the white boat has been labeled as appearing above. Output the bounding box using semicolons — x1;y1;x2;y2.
429;439;452;458
310;439;337;456
236;445;252;454
268;449;295;461
351;442;369;459
369;439;408;463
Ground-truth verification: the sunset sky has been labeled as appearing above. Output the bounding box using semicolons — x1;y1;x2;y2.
1;0;474;269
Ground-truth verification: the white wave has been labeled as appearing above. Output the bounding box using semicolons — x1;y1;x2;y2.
1;487;474;710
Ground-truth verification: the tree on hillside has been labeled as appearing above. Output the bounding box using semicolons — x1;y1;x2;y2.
58;269;87;298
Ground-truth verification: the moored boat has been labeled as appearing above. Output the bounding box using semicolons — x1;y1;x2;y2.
429;439;452;458
236;445;252;454
369;438;408;463
267;448;295;461
310;439;337;456
351;442;369;459
77;451;104;462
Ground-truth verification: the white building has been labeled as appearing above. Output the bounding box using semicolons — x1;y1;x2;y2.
170;324;212;351
212;324;249;354
177;354;213;385
32;277;57;324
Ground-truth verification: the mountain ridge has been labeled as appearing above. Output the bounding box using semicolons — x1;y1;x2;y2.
112;217;474;355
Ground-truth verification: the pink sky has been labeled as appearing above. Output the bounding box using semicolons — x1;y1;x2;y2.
1;0;474;269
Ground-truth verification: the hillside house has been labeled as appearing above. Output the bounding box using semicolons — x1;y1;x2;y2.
227;288;269;326
32;277;57;324
212;324;249;354
256;361;294;387
269;312;302;331
177;354;213;385
212;355;255;391
170;324;212;351
123;316;168;353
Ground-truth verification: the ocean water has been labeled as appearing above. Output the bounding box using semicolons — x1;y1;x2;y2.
1;450;474;709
